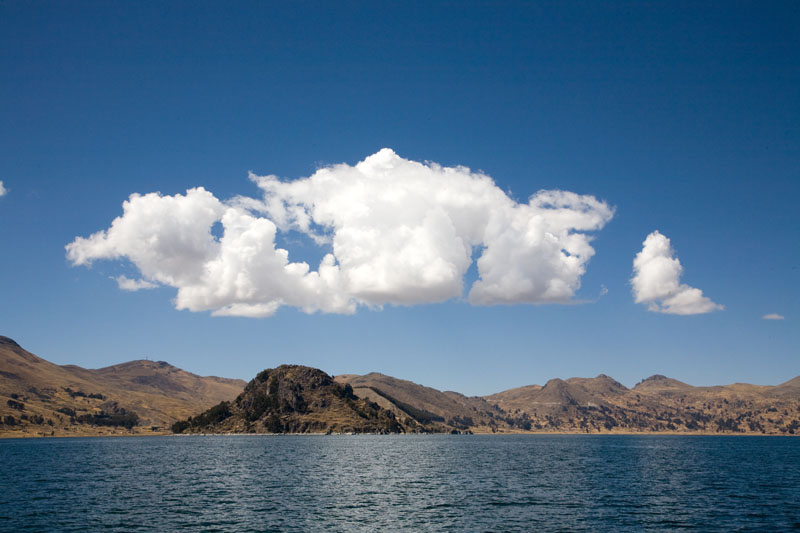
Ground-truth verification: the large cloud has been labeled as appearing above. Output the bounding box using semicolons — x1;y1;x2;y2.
67;149;614;317
631;230;723;315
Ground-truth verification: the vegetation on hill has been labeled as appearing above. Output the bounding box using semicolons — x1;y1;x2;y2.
0;336;246;437
2;335;799;437
334;372;504;433
485;374;800;434
172;365;405;434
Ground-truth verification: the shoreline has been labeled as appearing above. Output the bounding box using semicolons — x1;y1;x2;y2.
2;429;797;439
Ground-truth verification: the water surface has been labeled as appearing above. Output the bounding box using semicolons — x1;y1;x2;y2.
1;435;798;531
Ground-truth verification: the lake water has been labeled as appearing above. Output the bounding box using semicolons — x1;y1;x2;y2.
1;435;798;531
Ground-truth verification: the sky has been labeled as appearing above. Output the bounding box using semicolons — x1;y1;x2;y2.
0;1;797;395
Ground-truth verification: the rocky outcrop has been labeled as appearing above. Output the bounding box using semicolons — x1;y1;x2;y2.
172;365;404;434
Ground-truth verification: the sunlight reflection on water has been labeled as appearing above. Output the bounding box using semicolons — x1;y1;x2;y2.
1;435;798;531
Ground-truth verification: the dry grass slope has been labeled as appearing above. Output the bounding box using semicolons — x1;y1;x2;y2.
484;373;800;434
3;334;798;437
336;373;534;433
0;336;246;438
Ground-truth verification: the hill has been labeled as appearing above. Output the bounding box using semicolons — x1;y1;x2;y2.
334;372;514;432
484;373;800;434
3;334;798;436
172;365;405;434
0;336;246;437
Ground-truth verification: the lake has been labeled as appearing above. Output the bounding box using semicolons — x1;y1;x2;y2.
1;435;798;531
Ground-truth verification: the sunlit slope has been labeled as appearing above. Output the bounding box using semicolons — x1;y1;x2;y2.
0;336;246;437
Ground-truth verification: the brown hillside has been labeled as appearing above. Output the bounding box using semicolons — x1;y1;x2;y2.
484;384;542;408
335;372;509;432
566;374;629;397
0;336;246;437
633;374;693;393
771;376;800;397
486;375;626;414
3;334;798;437
485;373;800;434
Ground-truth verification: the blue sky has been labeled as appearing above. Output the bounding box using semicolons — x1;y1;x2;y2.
0;1;797;395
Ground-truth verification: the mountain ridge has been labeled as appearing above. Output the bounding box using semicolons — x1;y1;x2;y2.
0;336;247;437
2;336;798;436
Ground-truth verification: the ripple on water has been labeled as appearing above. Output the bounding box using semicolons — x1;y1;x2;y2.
0;435;798;531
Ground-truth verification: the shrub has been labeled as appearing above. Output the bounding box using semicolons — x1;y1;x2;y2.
6;399;24;410
172;401;233;432
263;414;283;433
715;418;740;432
64;388;86;398
195;401;233;426
245;395;275;422
171;420;191;433
77;409;139;429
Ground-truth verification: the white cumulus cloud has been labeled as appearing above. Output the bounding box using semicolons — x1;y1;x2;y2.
0;181;6;197
67;149;614;317
631;230;723;315
762;313;785;320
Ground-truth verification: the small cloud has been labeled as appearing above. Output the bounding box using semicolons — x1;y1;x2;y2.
631;230;723;315
599;285;609;297
762;313;785;320
0;181;6;197
114;275;158;291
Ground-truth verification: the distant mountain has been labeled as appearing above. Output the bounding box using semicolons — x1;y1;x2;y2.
772;376;800;397
632;374;693;393
172;365;405;434
567;374;630;396
0;336;246;437
488;375;626;413
337;371;799;435
484;373;800;434
334;372;509;432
